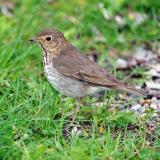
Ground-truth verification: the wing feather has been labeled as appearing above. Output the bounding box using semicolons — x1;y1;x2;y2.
53;44;121;87
52;44;146;96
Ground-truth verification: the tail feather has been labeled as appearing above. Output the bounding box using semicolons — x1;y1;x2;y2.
113;86;146;97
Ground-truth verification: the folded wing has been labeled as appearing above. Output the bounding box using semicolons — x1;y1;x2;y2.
53;44;146;96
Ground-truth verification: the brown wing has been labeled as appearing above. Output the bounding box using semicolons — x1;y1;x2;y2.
53;44;146;96
53;44;124;87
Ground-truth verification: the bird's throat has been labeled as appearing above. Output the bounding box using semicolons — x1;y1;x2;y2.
39;43;60;65
39;43;48;65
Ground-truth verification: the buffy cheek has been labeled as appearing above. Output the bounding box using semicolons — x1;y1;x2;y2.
52;41;59;48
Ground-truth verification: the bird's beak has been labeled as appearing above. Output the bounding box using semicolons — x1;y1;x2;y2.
29;37;37;42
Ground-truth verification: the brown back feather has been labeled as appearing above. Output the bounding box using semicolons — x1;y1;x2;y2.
53;43;146;96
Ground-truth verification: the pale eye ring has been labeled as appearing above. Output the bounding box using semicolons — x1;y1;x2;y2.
46;36;52;41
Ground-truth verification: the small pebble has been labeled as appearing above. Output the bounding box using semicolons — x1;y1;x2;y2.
143;103;149;109
152;113;158;118
151;97;158;104
116;58;127;69
114;15;125;26
128;12;147;27
71;126;82;136
150;103;157;110
134;47;154;61
132;104;143;114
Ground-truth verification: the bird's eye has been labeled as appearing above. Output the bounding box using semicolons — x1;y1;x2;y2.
46;36;52;41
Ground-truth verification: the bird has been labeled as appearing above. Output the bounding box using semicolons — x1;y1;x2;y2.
29;29;146;121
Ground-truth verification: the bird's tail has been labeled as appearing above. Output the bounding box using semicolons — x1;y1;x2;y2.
113;86;146;97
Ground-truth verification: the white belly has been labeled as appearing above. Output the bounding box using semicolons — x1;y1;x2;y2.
44;64;89;97
44;63;110;97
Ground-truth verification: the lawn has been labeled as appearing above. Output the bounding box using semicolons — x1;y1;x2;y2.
0;0;160;159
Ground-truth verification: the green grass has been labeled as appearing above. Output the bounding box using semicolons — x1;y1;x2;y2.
0;0;160;159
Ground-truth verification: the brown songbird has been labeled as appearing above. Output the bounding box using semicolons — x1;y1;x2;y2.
29;29;146;120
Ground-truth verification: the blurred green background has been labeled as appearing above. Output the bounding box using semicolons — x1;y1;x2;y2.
0;0;160;159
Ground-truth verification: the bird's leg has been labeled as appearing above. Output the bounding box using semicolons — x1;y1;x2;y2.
71;97;81;122
66;97;82;126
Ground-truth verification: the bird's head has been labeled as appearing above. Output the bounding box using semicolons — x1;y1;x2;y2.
29;29;66;53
